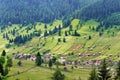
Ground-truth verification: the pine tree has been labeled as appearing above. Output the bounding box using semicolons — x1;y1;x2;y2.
0;76;2;80
69;25;73;31
6;57;13;70
44;30;48;37
44;24;47;29
0;56;5;64
17;61;22;66
35;52;42;66
89;66;98;80
0;64;4;76
52;68;65;80
99;32;103;37
73;30;80;36
58;38;61;42
98;59;111;80
52;56;57;64
115;60;120;80
0;56;9;77
1;50;6;56
63;38;66;43
88;35;92;40
3;66;9;76
65;31;68;36
48;59;53;68
58;30;61;36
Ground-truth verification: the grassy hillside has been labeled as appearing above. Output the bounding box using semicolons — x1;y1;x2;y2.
0;35;8;53
0;19;120;61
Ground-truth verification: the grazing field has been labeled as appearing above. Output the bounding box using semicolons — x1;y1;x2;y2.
8;60;90;80
0;19;120;61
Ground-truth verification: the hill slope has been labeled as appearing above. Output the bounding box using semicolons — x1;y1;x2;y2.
1;19;120;61
0;0;120;61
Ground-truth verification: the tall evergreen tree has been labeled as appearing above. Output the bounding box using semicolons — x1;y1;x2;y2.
44;24;47;29
6;57;13;70
1;50;6;56
44;30;48;37
89;66;98;80
52;68;65;80
69;25;73;31
115;60;120;80
73;30;80;36
63;38;66;43
0;57;5;64
98;59;111;80
48;59;53;68
0;56;9;77
65;31;68;36
4;66;9;76
58;30;61;36
0;63;4;76
88;35;92;40
58;38;61;42
35;52;42;66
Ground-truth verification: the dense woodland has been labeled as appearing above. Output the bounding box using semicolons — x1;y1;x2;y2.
0;0;98;25
72;0;120;26
0;0;120;29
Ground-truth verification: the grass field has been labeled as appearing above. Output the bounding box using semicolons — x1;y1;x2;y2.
8;60;90;80
0;19;120;60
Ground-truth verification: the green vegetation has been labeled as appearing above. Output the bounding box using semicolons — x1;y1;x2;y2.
0;0;120;80
0;19;120;61
98;59;111;80
0;0;98;25
115;61;120;80
7;60;90;80
35;52;42;66
0;54;12;80
89;66;98;80
52;68;65;80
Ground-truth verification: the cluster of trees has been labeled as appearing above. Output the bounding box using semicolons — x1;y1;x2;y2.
66;25;80;36
3;25;41;45
58;38;66;43
95;22;120;37
35;52;65;80
14;35;32;44
44;25;62;37
74;0;120;21
3;32;40;45
68;0;120;29
35;52;57;68
104;13;120;27
43;24;79;42
13;30;41;44
89;59;120;80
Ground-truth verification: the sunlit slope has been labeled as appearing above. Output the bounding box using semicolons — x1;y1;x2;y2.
1;19;120;60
